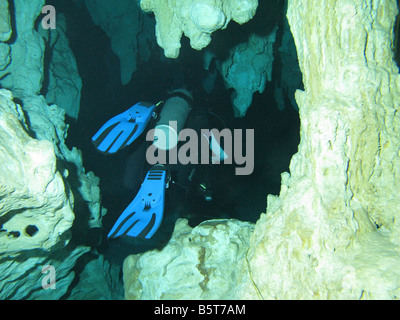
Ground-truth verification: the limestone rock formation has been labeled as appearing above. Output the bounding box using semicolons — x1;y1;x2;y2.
0;0;12;42
0;42;10;71
140;0;259;58
40;14;83;119
84;0;155;85
0;89;74;253
0;0;107;299
0;91;105;300
0;0;11;72
20;94;103;232
1;2;83;119
219;27;277;117
123;219;254;300
0;0;103;234
240;0;400;299
0;0;45;98
69;254;124;300
0;89;91;299
0;242;89;300
2;0;399;301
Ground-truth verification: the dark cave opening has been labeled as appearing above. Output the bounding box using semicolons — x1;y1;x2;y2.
394;0;400;69
49;0;301;260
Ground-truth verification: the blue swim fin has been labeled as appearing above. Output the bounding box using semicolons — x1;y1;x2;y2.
92;101;156;154
107;166;168;239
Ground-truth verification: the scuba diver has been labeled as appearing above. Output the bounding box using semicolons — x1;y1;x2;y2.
92;89;228;240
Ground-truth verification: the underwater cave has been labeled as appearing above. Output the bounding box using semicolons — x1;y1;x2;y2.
51;0;301;258
1;0;400;300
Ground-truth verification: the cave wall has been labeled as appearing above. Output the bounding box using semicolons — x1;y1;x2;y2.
0;0;45;98
240;0;400;299
40;13;82;119
0;0;112;299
